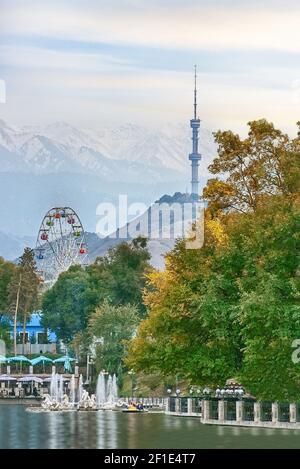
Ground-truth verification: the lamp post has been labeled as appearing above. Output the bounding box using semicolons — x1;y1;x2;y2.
203;387;211;399
128;370;135;398
86;355;94;384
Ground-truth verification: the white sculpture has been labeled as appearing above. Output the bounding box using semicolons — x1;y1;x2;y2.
42;393;74;411
77;390;97;410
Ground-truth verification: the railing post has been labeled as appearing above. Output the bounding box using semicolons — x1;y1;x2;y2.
6;365;10;375
187;398;193;414
290;403;297;423
272;403;278;423
29;365;33;375
236;400;244;423
202;400;210;421
166;397;170;412
254;402;261;423
52;365;56;374
175;397;180;413
218;400;226;422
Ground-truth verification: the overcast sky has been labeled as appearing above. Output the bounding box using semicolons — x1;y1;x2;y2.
0;0;300;134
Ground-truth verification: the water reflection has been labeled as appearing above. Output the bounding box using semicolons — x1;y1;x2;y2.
1;405;300;449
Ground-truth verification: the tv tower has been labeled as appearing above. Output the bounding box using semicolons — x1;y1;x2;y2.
189;65;201;197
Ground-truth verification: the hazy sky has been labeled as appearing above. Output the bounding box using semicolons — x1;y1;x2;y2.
1;0;300;134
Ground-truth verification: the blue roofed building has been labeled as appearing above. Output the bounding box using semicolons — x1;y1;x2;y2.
6;312;57;355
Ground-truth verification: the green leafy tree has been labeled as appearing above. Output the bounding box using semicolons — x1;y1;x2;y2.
42;266;91;343
126;120;300;401
89;300;139;375
8;248;39;355
0;257;16;318
42;239;150;345
87;237;151;318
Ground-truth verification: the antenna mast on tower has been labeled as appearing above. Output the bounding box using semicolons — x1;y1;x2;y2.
188;65;202;197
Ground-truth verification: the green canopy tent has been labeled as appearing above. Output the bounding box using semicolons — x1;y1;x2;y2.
53;356;75;373
31;356;53;374
8;355;32;373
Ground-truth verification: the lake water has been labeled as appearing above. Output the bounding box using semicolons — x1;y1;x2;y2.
1;405;300;449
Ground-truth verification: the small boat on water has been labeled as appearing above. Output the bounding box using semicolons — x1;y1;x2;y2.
122;404;145;413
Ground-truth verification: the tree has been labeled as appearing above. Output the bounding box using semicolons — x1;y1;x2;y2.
42;266;91;344
203;119;300;214
0;257;16;318
234;199;300;401
87;237;151;318
41;239;150;346
89;301;139;375
8;248;39;355
19;248;40;352
127;198;300;397
0;320;11;351
126;121;300;401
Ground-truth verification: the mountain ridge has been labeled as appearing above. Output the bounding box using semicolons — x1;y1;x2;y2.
0;119;216;245
0;119;217;179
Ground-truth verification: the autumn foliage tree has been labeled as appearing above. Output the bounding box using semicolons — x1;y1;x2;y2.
203;119;300;213
126;120;300;401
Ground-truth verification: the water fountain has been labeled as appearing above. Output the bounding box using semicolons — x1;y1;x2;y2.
78;374;84;403
107;374;118;403
41;372;119;412
58;374;64;402
70;375;76;405
77;390;97;410
42;373;75;411
50;372;58;401
96;373;106;408
96;373;119;409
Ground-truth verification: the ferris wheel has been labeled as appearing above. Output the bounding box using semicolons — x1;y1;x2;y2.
36;207;88;286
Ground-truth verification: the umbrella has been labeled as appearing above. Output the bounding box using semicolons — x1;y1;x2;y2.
43;376;70;382
8;355;31;373
31;356;53;366
8;356;31;363
0;374;17;381
0;374;17;394
53;356;75;363
64;357;73;373
54;356;75;373
18;376;43;383
18;375;43;396
31;356;53;373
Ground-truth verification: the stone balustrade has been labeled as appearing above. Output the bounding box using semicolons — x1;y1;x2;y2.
201;399;300;429
165;397;300;428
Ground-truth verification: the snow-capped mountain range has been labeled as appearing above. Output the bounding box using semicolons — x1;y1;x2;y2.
0;119;217;259
0;119;216;181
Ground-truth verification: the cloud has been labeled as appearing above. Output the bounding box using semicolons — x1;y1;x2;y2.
0;45;132;73
2;49;299;136
1;1;300;53
1;1;299;135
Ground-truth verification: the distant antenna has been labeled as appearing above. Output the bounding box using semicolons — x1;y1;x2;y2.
189;65;201;196
194;64;197;120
